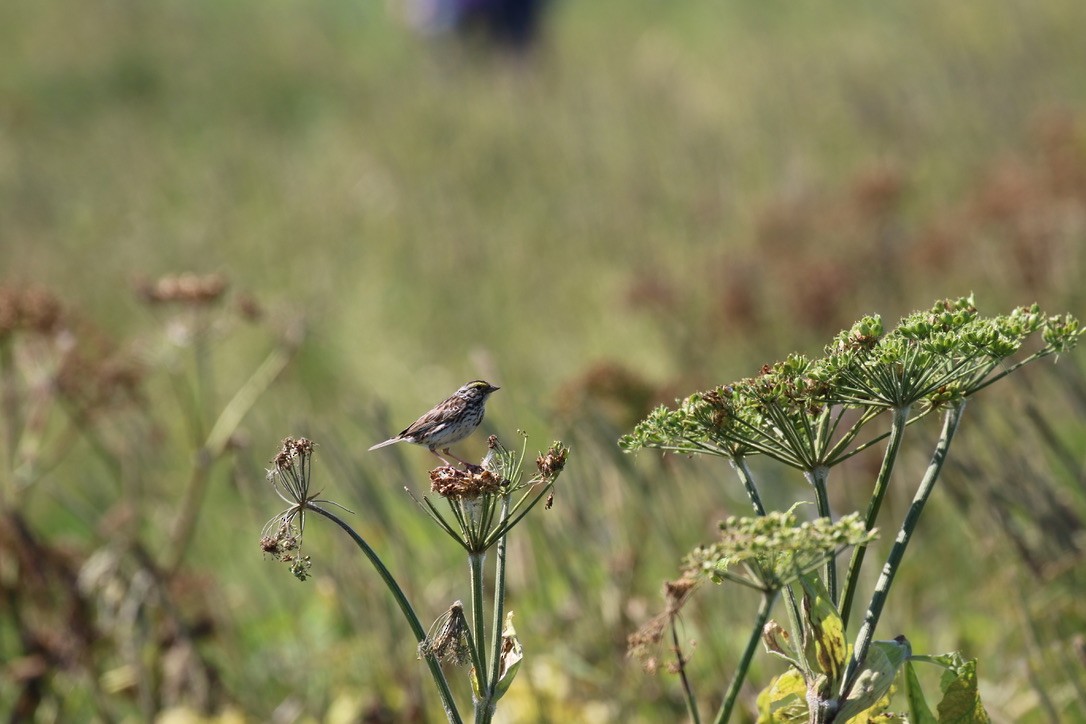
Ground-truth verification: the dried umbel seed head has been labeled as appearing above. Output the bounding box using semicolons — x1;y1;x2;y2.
136;273;228;306
536;442;569;479
273;437;316;470
429;466;502;500
0;285;63;337
56;349;144;414
418;602;471;666
663;575;698;612
234;292;263;322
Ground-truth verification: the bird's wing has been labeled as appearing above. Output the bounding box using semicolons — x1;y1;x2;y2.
399;394;466;438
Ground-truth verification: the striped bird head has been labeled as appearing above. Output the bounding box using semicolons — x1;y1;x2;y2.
458;380;500;401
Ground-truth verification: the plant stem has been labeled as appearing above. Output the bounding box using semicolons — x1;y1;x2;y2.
839;404;910;624
166;344;293;573
672;620;702;724
310;504;463;724
733;455;766;516
735;457;804;656
479;497;511;724
0;338;19;503
837;402;965;704
714;590;778;724
806;466;836;602
469;550;488;717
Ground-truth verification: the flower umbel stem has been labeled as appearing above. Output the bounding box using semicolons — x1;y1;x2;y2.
806;466;836;602
838;404;910;624
311;505;463;724
468;550;488;714
714;591;778;724
480;496;512;724
838;401;966;705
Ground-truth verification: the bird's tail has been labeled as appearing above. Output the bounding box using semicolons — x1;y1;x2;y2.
368;438;402;451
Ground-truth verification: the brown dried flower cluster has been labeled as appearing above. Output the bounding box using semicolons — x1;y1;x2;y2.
536;443;569;480
627;575;700;674
418;601;472;666
0;286;63;337
55;348;144;414
273;436;316;471
429;466;503;499
136;273;228;306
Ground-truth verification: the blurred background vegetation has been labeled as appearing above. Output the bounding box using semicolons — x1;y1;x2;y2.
2;0;1086;721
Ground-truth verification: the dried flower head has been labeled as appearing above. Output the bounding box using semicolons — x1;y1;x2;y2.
0;285;63;338
136;273;228;306
418;601;472;666
55;337;144;416
262;437;349;582
412;435;569;554
429;466;503;500
258;519;310;581
536;441;569;480
627;575;700;673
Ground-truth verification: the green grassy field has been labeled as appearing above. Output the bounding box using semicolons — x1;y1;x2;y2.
3;1;1086;721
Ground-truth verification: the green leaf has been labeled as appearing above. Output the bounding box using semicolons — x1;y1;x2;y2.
903;661;937;724
835;637;911;722
756;669;808;723
935;655;989;724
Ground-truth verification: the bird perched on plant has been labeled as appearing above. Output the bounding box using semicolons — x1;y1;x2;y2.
369;380;500;467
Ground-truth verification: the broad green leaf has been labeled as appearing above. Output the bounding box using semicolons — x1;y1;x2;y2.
935;655;989;724
903;661;937;724
835;637;911;722
756;669;807;723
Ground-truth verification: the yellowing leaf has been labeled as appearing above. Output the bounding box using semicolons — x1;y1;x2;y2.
756;669;808;723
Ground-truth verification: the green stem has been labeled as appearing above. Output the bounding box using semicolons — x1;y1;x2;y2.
714;590;778;724
735;457;804;658
310;505;463;724
806;466;836;602
839;405;910;624
733;455;766;516
838;402;965;705
479;497;511;724
193;311;214;432
469;550;488;717
166;344;293;573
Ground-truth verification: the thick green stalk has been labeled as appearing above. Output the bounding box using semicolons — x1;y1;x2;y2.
714;590;778;724
839;404;910;624
806;466;836;602
311;505;463;724
479;497;511;724
469;550;488;718
837;402;965;705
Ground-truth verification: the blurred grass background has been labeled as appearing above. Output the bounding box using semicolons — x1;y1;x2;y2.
2;0;1086;721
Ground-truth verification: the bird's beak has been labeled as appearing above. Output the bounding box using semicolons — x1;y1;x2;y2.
490;385;501;392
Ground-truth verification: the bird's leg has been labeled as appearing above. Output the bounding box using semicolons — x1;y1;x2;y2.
429;448;456;468
441;448;482;472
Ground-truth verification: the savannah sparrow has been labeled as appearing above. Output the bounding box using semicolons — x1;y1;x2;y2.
369;380;500;466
